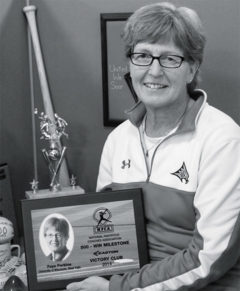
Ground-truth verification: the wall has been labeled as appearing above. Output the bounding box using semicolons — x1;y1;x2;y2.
0;0;32;233
0;0;239;234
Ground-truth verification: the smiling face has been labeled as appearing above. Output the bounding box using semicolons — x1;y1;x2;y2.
130;41;198;112
45;226;68;253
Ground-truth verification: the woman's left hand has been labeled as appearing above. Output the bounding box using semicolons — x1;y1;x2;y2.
66;276;110;291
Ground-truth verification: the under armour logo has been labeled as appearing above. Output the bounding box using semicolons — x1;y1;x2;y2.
171;162;189;184
121;159;131;169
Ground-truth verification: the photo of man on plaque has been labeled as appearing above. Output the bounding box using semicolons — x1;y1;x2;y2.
40;214;74;262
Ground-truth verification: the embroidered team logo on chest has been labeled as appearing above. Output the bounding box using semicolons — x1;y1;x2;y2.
171;162;189;184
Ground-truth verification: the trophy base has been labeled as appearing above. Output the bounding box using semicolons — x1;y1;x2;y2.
25;186;85;199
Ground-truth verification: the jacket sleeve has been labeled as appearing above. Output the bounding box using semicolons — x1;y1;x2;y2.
109;138;240;291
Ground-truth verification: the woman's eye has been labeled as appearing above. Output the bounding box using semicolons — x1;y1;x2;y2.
166;56;179;62
137;54;148;59
166;56;175;61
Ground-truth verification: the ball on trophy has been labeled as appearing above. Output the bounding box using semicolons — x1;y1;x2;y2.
48;148;60;161
0;217;14;244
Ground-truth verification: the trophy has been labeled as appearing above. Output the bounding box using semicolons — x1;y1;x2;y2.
23;4;84;199
26;112;84;199
39;112;68;192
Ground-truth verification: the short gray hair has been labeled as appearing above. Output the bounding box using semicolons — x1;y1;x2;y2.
44;217;69;238
122;2;206;93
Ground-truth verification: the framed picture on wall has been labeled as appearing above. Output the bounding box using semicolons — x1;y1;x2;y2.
101;13;138;127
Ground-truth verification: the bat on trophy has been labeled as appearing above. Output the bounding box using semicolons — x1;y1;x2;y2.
23;2;85;198
23;4;70;188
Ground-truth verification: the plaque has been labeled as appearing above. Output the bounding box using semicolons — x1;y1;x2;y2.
21;188;149;291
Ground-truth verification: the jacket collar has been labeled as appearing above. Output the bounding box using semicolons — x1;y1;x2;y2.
125;89;207;133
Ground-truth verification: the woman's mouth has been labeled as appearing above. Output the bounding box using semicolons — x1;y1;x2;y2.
144;83;168;89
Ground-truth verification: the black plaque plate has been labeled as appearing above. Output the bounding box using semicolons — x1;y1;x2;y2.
21;188;149;291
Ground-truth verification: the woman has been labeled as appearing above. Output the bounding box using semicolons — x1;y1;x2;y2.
44;217;70;262
67;2;240;290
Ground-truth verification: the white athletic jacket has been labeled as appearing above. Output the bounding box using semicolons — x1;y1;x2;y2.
96;89;240;291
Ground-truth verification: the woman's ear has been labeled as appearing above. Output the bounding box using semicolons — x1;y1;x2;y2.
188;61;199;83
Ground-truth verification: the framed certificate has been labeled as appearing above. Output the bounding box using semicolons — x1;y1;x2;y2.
21;188;149;291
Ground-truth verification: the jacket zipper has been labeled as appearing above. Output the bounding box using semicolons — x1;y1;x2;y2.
139;128;191;182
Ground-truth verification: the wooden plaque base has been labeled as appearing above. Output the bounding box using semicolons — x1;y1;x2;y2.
25;186;85;199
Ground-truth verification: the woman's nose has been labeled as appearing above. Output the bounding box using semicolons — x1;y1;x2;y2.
52;234;59;240
148;59;164;76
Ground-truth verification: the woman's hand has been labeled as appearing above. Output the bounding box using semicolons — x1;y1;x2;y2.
66;276;110;291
